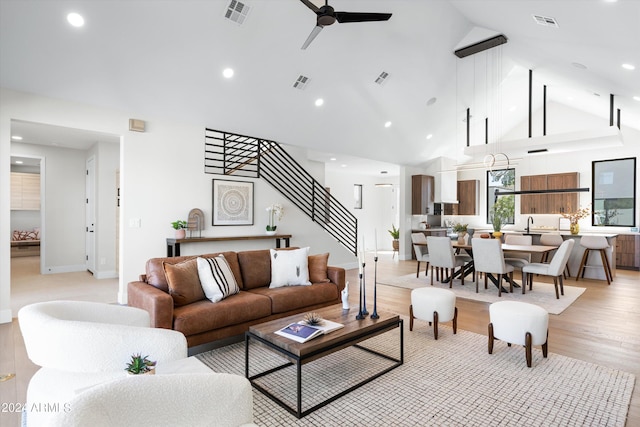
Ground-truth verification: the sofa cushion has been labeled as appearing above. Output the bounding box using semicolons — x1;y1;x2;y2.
308;253;330;283
270;247;311;288
172;292;272;336
146;252;242;292
249;283;339;314
197;255;240;303
163;259;206;306
237;249;271;290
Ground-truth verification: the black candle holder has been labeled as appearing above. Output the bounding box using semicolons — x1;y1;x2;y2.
355;272;366;320
361;262;369;315
370;256;379;319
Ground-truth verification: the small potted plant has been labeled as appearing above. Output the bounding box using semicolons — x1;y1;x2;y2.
125;353;156;375
388;224;400;252
265;203;284;235
171;220;188;239
452;222;468;244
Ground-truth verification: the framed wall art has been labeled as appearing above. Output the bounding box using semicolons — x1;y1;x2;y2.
212;179;254;226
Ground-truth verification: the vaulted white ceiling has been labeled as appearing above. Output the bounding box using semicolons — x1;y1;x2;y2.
1;0;638;172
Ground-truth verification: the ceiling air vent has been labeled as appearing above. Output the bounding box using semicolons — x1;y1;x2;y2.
374;71;389;85
532;14;559;28
225;0;250;25
293;75;310;90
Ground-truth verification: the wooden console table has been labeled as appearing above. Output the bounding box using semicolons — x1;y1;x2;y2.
166;234;292;257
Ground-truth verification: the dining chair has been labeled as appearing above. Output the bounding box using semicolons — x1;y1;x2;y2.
539;234;571;277
504;234;532;280
576;235;613;284
522;239;575;298
426;236;469;287
470;238;514;297
411;233;430;278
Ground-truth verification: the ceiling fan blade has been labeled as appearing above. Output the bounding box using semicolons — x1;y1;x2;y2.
335;12;392;23
299;0;320;13
301;25;323;50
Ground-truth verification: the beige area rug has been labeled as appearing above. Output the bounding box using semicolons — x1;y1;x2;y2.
197;321;635;426
378;273;586;315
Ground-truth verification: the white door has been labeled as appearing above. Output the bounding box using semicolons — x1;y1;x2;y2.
86;156;96;274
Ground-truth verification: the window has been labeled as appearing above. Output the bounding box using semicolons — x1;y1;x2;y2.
487;169;515;225
592;157;636;227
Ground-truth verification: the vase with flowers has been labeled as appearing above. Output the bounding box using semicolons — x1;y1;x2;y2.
266;203;284;235
561;206;590;235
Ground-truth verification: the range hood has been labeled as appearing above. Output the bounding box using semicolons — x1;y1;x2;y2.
434;157;458;204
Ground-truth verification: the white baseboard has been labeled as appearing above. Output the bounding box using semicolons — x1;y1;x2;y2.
42;264;85;274
0;309;13;324
94;270;118;279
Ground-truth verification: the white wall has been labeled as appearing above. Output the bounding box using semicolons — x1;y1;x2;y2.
0;88;355;323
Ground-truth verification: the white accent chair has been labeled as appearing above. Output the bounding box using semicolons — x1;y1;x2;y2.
411;232;430;278
522;239;575;298
409;287;457;340
576;235;613;284
48;373;257;427
488;301;549;368
540;234;571;277
426;236;469;287
503;234;532;279
18;301;189;426
471;238;514;297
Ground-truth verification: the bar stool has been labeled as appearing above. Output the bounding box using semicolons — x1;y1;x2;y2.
576;235;612;284
540;234;571;277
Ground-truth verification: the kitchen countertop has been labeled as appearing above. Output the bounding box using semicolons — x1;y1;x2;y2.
476;229;620;238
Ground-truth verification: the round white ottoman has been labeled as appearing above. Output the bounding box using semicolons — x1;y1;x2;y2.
488;301;549;367
409;287;457;340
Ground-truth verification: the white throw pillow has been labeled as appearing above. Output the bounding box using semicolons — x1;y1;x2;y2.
269;247;311;288
197;255;240;303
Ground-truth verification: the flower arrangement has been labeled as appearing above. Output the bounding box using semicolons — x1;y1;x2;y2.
452;223;468;233
266;203;284;232
561;206;591;224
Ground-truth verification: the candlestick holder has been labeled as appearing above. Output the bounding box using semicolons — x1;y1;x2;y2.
370;256;379;319
361;262;368;315
355;273;366;320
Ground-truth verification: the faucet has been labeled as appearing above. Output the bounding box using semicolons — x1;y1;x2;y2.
526;216;534;234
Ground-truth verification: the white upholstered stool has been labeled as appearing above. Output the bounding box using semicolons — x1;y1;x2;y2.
488;301;548;367
409;287;457;340
576;235;613;284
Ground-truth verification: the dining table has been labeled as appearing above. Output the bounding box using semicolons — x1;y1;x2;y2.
444;241;559;292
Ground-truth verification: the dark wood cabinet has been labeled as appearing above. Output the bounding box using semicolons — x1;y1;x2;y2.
616;235;640;271
456;180;478;215
520;172;578;214
412;175;434;215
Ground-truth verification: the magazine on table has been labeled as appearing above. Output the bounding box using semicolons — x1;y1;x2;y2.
274;319;344;343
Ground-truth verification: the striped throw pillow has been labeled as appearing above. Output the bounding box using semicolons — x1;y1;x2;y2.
197;255;240;303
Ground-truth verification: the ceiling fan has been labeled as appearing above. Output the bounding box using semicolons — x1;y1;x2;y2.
298;0;392;50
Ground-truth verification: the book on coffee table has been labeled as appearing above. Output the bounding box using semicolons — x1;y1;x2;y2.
274;319;344;343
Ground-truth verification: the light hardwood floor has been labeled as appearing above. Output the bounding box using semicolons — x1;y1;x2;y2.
1;253;638;426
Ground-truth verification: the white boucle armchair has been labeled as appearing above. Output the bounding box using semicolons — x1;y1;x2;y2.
18;300;188;426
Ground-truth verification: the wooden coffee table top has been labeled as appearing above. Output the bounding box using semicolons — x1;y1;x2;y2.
248;305;400;361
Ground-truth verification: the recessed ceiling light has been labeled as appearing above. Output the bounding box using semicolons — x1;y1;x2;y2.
572;62;587;69
426;97;437;106
11;135;23;140
315;98;324;107
67;12;84;27
380;170;388;174
622;63;635;70
426;134;433;140
603;0;618;3
384;121;392;128
330;157;337;161
340;164;347;168
222;68;234;78
633;96;640;102
15;160;23;164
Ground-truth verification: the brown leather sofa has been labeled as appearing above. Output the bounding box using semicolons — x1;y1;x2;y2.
127;249;346;347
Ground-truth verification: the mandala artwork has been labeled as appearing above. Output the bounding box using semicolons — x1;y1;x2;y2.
213;180;253;225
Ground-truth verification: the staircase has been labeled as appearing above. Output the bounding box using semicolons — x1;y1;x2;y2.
204;129;357;255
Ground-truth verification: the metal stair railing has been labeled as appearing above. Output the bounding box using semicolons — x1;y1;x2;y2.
205;129;357;255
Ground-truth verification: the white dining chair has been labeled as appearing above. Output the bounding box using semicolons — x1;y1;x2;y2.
471;238;514;297
540;234;571;277
522;239;575;298
504;234;532;279
426;236;469;287
411;233;430;278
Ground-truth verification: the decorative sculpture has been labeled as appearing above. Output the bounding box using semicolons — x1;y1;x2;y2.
187;208;205;238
